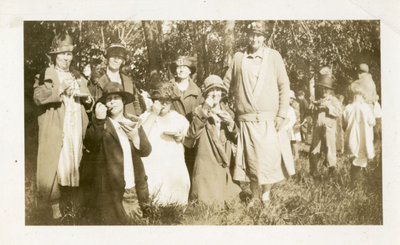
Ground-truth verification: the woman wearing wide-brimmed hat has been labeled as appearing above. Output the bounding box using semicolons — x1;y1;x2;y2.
140;75;191;205
185;75;241;206
33;33;93;221
84;82;151;224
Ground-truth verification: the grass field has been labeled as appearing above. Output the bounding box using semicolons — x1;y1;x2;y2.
25;141;382;226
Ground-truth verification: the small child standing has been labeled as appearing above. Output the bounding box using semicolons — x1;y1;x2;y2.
343;78;376;182
309;72;342;178
283;90;301;160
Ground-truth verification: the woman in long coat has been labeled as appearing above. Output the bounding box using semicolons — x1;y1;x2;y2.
185;75;241;206
33;33;93;220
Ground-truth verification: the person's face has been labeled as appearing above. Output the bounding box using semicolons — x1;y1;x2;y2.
108;56;125;71
176;65;191;79
207;88;223;106
321;87;332;97
157;98;172;116
248;33;265;51
55;52;73;71
105;94;124;116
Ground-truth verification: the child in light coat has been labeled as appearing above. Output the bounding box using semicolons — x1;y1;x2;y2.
343;77;376;182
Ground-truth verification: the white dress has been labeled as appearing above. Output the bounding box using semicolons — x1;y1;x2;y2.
140;110;190;205
56;69;83;187
283;106;301;142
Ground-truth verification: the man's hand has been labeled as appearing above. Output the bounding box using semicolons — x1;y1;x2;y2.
95;103;107;120
274;116;285;132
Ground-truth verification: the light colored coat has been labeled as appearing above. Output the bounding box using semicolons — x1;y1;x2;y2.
33;65;90;201
343;96;375;160
223;46;294;184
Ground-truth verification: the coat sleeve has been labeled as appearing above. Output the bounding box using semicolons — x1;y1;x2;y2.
133;126;152;157
33;73;62;106
275;51;290;119
84;118;106;153
184;105;208;148
326;97;342;118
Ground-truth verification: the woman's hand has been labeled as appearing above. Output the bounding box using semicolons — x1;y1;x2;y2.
217;110;235;127
120;123;141;148
60;78;76;96
95;103;107;120
151;100;162;115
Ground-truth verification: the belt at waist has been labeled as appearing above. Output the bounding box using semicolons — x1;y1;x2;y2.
237;111;276;122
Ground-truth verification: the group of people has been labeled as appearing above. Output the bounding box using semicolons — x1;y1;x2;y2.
32;21;380;225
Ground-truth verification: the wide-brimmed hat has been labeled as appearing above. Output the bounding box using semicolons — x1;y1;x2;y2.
98;82;134;104
106;43;127;59
149;81;180;101
246;21;268;36
202;75;228;96
169;56;197;75
148;73;180;100
316;74;335;89
48;33;75;54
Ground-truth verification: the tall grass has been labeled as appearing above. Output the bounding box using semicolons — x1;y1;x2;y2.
25;143;382;225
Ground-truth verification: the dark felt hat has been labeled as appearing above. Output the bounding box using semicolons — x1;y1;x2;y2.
148;72;180;101
169;56;197;75
48;33;74;54
106;43;127;59
246;21;268;36
98;82;134;104
316;74;335;89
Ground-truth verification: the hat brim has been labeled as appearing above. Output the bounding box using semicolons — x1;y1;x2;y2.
98;91;134;105
150;94;180;101
106;47;127;59
48;45;74;54
203;84;228;96
315;83;334;89
169;63;196;75
247;30;267;36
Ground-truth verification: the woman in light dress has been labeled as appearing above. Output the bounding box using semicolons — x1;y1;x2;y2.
140;79;190;205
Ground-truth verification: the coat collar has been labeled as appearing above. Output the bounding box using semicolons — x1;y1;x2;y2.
173;78;201;99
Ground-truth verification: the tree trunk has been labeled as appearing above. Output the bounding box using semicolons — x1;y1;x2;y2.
222;20;235;76
141;21;162;80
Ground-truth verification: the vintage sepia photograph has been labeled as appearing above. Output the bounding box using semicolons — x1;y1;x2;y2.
24;20;382;226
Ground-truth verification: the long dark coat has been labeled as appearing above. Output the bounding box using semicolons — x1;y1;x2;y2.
83;117;151;225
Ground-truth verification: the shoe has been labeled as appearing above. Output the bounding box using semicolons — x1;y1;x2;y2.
261;192;270;207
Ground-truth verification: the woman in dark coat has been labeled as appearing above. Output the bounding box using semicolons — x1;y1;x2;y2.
84;82;151;225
